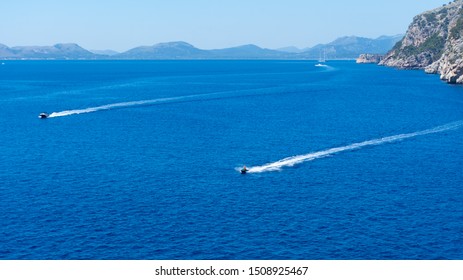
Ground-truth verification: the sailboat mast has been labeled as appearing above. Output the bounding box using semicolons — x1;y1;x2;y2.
319;49;326;63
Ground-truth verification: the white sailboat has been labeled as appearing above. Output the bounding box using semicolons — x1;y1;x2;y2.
315;49;328;67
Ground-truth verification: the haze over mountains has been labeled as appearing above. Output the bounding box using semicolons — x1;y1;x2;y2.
0;35;402;60
0;43;101;60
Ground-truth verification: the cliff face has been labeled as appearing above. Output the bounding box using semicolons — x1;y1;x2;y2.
356;54;384;64
380;0;463;83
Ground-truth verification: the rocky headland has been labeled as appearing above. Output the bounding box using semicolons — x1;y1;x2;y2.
356;54;384;64
380;0;463;84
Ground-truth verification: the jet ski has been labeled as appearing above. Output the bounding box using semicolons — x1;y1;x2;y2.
38;112;49;119
240;166;249;174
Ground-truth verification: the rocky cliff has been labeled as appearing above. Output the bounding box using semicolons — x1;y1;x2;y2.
356;54;384;64
380;0;463;83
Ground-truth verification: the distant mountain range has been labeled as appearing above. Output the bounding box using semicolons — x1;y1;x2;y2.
0;43;102;59
89;49;120;56
0;35;402;60
297;35;404;59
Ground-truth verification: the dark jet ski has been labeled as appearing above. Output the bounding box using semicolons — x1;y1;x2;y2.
38;112;49;119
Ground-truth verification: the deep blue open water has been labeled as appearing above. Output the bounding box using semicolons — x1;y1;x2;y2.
0;60;462;259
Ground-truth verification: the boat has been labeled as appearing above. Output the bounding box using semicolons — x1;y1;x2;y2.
240;166;249;174
315;49;328;67
38;113;49;119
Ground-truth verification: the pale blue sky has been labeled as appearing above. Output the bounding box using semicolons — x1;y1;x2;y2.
0;0;451;51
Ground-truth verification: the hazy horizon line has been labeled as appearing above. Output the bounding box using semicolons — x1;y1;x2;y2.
1;33;404;53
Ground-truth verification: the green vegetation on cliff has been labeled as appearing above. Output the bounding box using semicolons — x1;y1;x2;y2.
449;8;463;39
381;0;463;83
402;33;446;58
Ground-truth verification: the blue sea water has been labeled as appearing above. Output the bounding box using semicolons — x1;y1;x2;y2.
0;60;462;260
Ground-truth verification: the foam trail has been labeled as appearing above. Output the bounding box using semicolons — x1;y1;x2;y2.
47;86;280;118
48;95;197;118
247;121;463;173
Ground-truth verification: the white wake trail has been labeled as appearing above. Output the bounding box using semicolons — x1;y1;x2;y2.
48;95;194;118
247;121;463;173
46;86;280;118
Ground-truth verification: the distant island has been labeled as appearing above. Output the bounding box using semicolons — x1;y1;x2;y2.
380;0;463;84
0;35;402;61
